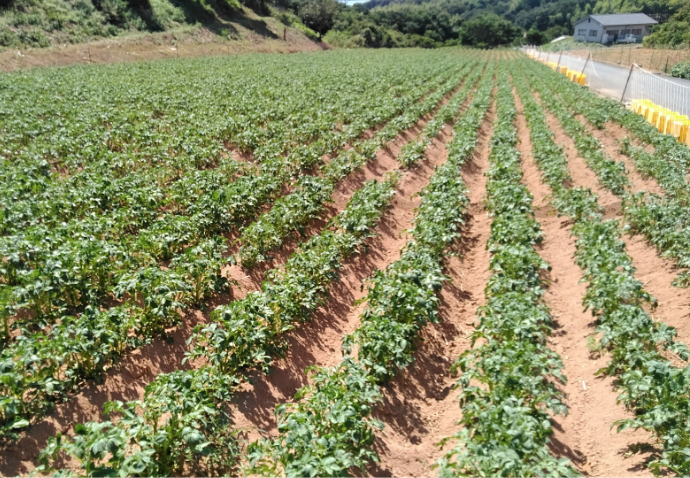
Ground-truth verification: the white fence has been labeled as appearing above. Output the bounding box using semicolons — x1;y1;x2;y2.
523;46;690;117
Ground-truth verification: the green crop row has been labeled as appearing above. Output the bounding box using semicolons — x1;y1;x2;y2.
438;68;576;478
31;56;483;469
235;61;483;268
0;60;457;334
0;58;472;441
244;62;496;478
514;62;690;476
521;58;690;287
396;63;485;168
36;172;398;477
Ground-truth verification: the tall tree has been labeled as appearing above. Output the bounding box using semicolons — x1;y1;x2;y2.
299;0;338;38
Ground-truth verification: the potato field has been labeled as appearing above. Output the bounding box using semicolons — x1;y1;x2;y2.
0;48;689;477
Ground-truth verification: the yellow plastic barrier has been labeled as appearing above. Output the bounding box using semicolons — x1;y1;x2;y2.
655;108;669;130
667;115;687;134
657;114;670;133
559;66;568;74
578;74;586;85
646;107;654;122
671;121;686;141
630;99;689;145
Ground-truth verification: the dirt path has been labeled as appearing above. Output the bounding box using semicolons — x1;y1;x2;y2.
0;12;326;74
602;121;655;154
370;99;496;478
516;89;656;477
624;235;690;347
567;116;690;346
224;74;477;294
534;95;620;218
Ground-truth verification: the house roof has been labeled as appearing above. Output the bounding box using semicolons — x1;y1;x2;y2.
575;13;658;26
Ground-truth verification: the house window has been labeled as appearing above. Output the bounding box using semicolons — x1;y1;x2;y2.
578;29;587;36
589;30;597;36
632;28;642;35
606;30;619;36
622;29;631;35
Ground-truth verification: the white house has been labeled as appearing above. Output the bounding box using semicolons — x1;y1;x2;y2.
573;13;657;44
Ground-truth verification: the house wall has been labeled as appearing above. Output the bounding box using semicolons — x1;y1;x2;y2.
574;18;604;43
573;18;654;44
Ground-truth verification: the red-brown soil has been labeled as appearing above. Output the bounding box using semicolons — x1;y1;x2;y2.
370;98;496;477
574;115;663;196
231;124;452;445
535;94;622;218
554;103;690;349
515;89;657;476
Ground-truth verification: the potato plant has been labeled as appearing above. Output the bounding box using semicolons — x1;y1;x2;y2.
245;63;496;478
37;173;398;476
438;68;576;478
514;62;690;477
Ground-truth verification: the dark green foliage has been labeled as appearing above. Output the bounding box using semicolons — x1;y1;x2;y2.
369;2;460;42
438;68;576;478
459;13;521;47
298;0;337;36
526;26;546;44
671;60;690;79
0;0;248;48
644;1;690;47
514;57;690;476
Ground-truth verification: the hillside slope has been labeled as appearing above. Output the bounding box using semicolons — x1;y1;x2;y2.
0;0;314;49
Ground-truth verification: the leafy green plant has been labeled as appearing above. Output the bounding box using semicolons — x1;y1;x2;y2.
438;67;576;478
0;51;486;442
38;172;398;475
514;59;690;476
245;63;496;478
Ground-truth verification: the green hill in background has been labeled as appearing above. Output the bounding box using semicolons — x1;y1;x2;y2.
0;0;274;48
0;0;687;52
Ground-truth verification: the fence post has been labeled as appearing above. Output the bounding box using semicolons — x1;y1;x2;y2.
579;52;591;83
556;48;563;71
664;54;669;73
628;43;632;65
620;63;635;102
650;43;655;69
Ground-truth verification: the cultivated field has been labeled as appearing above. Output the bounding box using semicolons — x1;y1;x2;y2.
0;48;689;477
